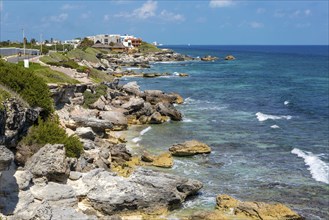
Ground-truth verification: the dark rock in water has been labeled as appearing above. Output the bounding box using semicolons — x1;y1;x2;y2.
155;102;182;121
25;144;69;182
143;73;157;78
225;55;235;60
201;55;218;61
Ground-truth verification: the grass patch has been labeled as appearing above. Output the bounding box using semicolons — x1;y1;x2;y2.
83;84;108;108
0;60;53;115
89;69;114;83
67;48;101;64
138;41;161;53
21;116;83;158
18;62;79;84
0;87;11;110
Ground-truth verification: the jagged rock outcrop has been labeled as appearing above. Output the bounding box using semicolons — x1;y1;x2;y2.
68;168;203;215
0;98;40;147
169;140;212;156
25;144;69;182
48;83;89;106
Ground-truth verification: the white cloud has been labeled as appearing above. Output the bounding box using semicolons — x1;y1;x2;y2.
296;22;311;28
240;21;264;29
135;0;157;19
209;0;235;8
61;4;79;10
104;14;110;22
249;21;264;28
115;0;157;19
305;9;311;16
257;8;266;14
274;10;285;18
81;12;91;19
160;10;185;22
50;13;68;22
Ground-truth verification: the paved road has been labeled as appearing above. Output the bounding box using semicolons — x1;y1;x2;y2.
6;55;38;63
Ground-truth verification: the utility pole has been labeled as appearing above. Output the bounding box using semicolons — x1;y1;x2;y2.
40;34;43;55
22;28;26;57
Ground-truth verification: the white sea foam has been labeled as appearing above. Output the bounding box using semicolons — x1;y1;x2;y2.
291;148;329;184
183;118;193;122
184;97;196;104
284;100;290;105
173;72;180;76
271;125;280;129
126;67;141;70
256;112;292;122
197;106;226;111
132;137;142;143
140;126;152;136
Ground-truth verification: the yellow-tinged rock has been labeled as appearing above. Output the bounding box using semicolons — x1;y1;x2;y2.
169;140;211;156
152;152;174;168
216;194;303;220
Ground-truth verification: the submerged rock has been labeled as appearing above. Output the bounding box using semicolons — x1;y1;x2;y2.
169;140;211;156
201;55;218;61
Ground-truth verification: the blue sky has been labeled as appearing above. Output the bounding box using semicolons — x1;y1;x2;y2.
0;0;328;45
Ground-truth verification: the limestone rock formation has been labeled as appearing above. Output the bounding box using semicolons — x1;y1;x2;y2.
68;168;203;215
169;140;212;156
25;144;69;182
215;194;303;220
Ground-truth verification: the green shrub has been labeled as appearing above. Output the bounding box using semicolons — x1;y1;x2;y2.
0;60;54;115
83;84;108;108
21;117;83;158
138;41;161;53
0;87;11;110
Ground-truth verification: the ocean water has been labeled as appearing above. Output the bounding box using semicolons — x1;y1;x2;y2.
121;45;329;219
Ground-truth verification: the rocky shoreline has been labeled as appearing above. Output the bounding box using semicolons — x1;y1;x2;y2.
0;49;303;219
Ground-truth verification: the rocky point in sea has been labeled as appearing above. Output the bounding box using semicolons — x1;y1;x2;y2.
0;47;304;219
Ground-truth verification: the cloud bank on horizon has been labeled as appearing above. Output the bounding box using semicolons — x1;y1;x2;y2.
0;0;328;45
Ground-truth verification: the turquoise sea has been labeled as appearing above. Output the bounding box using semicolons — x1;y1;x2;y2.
122;45;329;219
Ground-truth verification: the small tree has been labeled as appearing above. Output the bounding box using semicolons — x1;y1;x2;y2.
78;37;94;48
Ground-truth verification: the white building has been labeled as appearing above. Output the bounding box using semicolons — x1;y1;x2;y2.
91;34;121;45
63;39;81;48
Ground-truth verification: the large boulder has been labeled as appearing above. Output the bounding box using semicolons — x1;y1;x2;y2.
152;152;174;168
169;140;211;156
122;81;141;96
215;194;303;220
25;144;69;182
155;102;182;121
70;107;113;132
75;127;96;140
99;111;128;131
121;97;145;112
68;168;203;215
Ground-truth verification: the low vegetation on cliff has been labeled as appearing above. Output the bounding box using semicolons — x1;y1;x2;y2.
0;87;11;110
20;116;83;158
0;60;53;115
83;84;108;108
18;62;80;84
